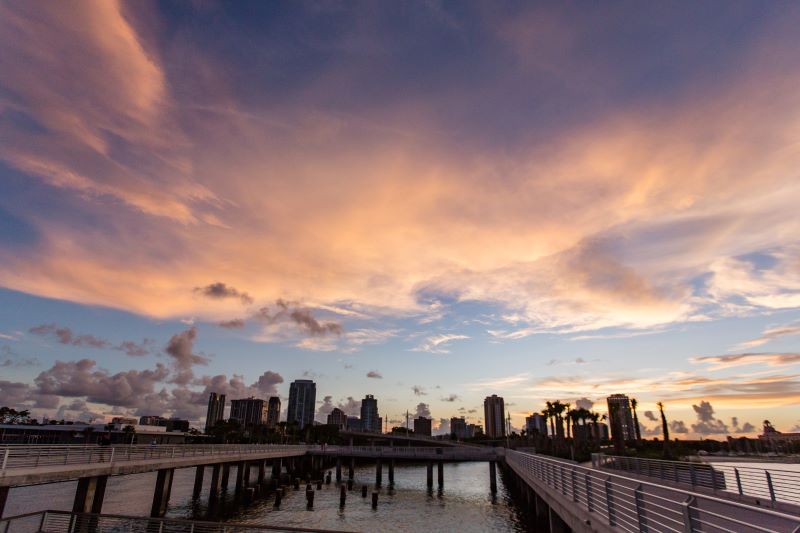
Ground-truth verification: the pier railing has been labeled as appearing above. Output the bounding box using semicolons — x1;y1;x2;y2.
0;444;308;474
309;445;498;460
593;453;800;506
0;510;358;533
507;450;800;533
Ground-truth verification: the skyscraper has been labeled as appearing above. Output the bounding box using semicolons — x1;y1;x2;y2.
230;397;269;427
607;394;636;441
484;394;506;438
266;396;281;428
360;394;381;433
327;407;347;428
205;392;226;433
525;412;547;435
414;417;432;436
450;416;468;439
287;379;316;429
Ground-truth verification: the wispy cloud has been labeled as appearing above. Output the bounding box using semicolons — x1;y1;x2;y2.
411;333;469;354
690;352;800;371
735;321;800;349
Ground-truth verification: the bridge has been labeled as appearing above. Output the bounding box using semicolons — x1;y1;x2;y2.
2;444;800;532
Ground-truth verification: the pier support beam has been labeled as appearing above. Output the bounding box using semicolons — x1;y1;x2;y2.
376;459;383;485
388;460;395;485
437;462;444;487
258;460;266;485
489;461;497;493
426;461;434;488
272;459;281;477
73;475;108;514
192;466;204;500
208;464;222;503
150;469;174;517
221;463;231;491
235;461;245;495
0;486;8;518
349;457;355;480
243;462;251;487
336;457;342;482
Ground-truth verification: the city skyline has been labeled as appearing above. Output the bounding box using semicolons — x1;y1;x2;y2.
1;2;800;439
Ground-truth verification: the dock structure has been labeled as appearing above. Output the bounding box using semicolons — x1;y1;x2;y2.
2;444;800;531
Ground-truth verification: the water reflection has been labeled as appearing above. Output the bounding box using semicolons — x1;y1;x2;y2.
6;462;534;532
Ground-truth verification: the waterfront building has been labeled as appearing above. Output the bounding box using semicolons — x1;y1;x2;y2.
346;416;361;431
467;423;483;437
327;407;347;429
525;412;547;436
414;416;432;436
606;394;636;441
205;392;226;433
360;394;382;433
484;395;506;438
230;397;269;427
287;379;316;429
266;396;281;428
451;416;468;439
760;420;800;444
111;417;138;427
139;415;165;426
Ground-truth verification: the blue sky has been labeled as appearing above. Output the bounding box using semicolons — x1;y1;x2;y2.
1;1;800;438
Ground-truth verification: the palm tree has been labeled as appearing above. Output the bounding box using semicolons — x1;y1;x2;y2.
552;401;567;438
540;408;551;438
565;403;572;439
657;402;670;458
545;401;556;437
631;398;641;443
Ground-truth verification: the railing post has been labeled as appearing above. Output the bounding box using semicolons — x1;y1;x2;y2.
634;483;645;531
1;448;9;473
64;448;69;465
734;468;743;495
689;463;697;486
766;471;776;504
571;470;578;502
681;496;694;533
109;448;115;464
39;510;47;532
585;472;594;511
604;477;615;526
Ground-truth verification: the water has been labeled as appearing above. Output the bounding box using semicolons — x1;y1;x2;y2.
709;461;800;503
4;462;532;532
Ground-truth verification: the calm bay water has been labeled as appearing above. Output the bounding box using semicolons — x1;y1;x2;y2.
5;462;533;532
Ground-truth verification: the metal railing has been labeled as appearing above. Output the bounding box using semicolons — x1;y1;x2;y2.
309;445;498;460
593;453;800;507
0;510;359;533
0;444;309;474
507;450;800;533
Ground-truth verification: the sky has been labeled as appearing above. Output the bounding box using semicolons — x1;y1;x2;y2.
1;1;800;439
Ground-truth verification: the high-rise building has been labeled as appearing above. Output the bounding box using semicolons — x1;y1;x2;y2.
606;394;636;441
450;416;468;439
327;407;347;428
287;379;316;429
205;392;226;433
467;423;483;437
360;395;381;433
230;397;269;427
525;412;547;435
266;396;281;428
346;416;361;431
484;395;506;438
139;415;165;426
414;417;432;436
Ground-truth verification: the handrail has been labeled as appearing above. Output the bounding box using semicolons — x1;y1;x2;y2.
593;453;800;506
507;450;800;533
0;510;360;533
0;444;310;475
